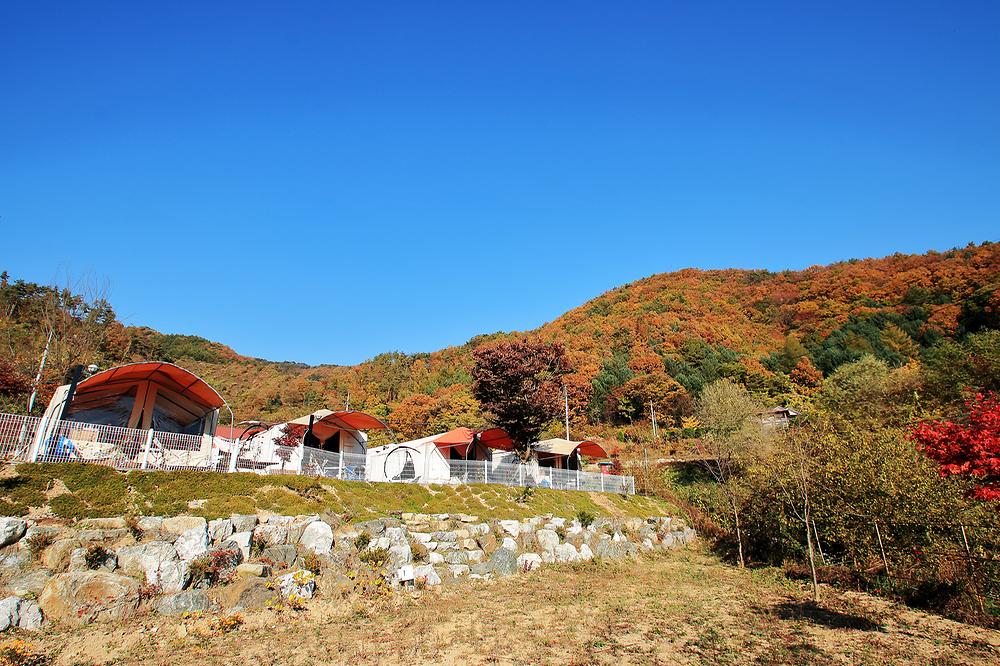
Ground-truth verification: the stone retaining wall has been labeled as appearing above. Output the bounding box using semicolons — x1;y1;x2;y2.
0;512;696;631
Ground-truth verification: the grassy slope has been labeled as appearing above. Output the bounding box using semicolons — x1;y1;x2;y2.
43;547;1000;665
2;462;676;521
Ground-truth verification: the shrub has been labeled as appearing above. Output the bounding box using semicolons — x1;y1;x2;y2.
514;486;535;504
354;533;371;551
188;549;241;587
84;544;112;569
359;547;389;568
555;526;566;540
0;639;49;666
575;510;596;528
24;533;54;560
302;551;322;575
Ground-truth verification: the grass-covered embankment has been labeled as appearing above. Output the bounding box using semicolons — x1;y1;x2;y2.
1;463;678;521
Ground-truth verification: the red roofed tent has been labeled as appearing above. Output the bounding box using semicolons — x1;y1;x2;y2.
45;361;226;436
433;427;513;460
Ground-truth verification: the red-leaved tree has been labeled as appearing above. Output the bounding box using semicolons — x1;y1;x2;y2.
910;393;1000;501
471;339;571;457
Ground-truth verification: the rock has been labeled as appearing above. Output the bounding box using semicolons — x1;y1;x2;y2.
428;552;444;564
117;541;189;592
486;547;518;577
477;532;499;554
447;564;470;578
388;543;412;571
78;528;128;542
0;596;19;631
155;590;213;615
261;544;297;567
413;564;441;586
287;515;320;544
213;576;274;610
222;531;253;560
555;543;579;563
6;570;51;597
0;518;27;548
137;516;163;536
69;547;117;572
409;532;432;544
230;514;258;533
579;544;594;561
175;526;209;561
42;538;80;570
17;600;43;631
39;572;141;626
431;531;457;543
235;562;271;578
277;569;316;599
498;520;520;538
0;550;29;571
536;529;559;554
594;540;637;561
253;524;288;546
519;530;537;551
517;553;542;572
501;537;518;552
299;521;334;555
548;517;566;528
354;520;386;536
266;515;294;525
161;516;207;538
208;519;234;543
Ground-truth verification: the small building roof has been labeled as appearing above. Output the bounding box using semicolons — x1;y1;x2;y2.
289;409;389;441
76;362;225;411
533;438;609;459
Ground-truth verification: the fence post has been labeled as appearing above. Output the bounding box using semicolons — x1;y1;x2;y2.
27;413;50;463
484;459;488;484
576;469;580;490
338;449;344;480
548;467;553;488
140;428;154;470
518;463;523;486
630;477;635;494
874;522;890;575
601;473;605;492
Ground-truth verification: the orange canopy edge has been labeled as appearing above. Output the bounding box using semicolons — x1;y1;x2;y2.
76;362;225;410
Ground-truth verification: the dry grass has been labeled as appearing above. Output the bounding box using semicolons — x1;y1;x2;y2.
43;546;1000;665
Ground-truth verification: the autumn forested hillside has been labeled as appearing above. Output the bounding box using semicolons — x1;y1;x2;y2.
2;242;998;442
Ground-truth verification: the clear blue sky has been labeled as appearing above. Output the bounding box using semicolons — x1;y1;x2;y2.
2;2;998;365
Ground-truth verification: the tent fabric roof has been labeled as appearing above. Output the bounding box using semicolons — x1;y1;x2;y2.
433;427;514;457
76;362;225;410
289;409;389;441
532;438;609;459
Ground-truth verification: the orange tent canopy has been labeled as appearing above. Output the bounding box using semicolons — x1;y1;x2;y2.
290;409;389;442
433;427;514;457
76;362;225;411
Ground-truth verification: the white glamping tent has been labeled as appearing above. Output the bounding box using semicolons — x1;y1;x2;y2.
367;427;513;484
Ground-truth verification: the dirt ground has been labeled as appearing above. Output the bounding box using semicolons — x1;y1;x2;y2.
38;547;1000;666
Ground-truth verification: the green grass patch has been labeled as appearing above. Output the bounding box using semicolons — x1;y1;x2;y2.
3;463;682;521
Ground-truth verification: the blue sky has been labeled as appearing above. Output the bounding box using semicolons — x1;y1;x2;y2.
2;2;998;365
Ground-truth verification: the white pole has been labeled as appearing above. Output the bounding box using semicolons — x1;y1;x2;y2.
27;329;53;414
518;462;523;486
601;473;605;492
140;428;154;469
339;448;345;480
484;458;488;484
576;469;580;490
564;384;570;440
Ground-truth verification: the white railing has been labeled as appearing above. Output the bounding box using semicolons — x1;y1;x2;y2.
0;412;635;494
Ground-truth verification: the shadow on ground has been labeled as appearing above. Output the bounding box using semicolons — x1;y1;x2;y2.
769;600;885;632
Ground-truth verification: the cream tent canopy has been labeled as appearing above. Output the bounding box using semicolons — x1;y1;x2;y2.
532;438;609;459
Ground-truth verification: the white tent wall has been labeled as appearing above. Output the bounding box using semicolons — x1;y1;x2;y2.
243;423;368;474
367;435;452;484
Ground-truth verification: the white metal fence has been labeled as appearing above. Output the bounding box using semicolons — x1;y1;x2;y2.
0;412;635;494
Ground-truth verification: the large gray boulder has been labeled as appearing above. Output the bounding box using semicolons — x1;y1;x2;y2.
0;595;43;632
261;544;297;567
155;590;213;615
117;541;189;592
412;564;442;586
39;572;140;626
6;570;51;597
230;514;258;533
208;518;234;544
0;518;27;548
299;521;333;555
175;525;209;561
221;531;253;560
253;523;288;546
536;529;559;554
69;546;117;572
486;547;518;577
554;543;579;563
161;516;207;538
517;553;542;571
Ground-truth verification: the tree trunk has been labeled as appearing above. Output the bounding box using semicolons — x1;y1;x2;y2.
732;499;746;568
804;503;820;602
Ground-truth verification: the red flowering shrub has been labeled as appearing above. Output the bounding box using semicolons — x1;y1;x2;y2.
910;393;1000;501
